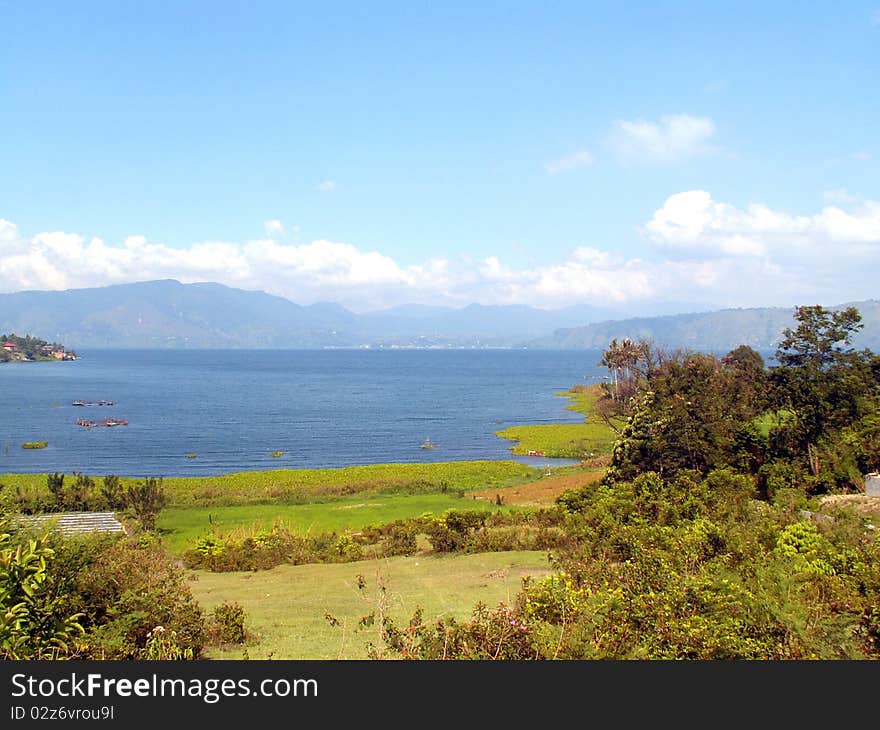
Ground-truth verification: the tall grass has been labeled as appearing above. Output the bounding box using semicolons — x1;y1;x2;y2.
0;460;539;510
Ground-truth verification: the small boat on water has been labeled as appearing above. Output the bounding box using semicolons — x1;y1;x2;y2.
72;400;114;406
420;438;437;450
76;417;128;428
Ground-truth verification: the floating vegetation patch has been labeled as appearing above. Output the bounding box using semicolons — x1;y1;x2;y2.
186;453;198;459
270;451;283;458
22;441;48;449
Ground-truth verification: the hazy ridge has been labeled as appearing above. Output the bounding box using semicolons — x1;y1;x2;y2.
1;279;877;351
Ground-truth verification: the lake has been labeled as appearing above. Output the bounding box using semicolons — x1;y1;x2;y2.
0;348;608;476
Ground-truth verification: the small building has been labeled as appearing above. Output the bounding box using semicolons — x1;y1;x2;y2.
2;342;16;351
866;472;880;497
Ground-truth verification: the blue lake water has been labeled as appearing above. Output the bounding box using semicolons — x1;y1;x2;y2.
0;349;608;477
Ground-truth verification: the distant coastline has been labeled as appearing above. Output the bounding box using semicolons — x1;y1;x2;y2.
1;333;77;363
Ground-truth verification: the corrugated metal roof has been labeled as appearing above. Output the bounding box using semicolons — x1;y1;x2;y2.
16;512;127;536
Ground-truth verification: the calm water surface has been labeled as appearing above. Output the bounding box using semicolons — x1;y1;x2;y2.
0;349;607;476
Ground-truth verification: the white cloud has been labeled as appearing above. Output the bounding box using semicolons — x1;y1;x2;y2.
316;180;336;192
544;149;595;174
611;114;717;163
264;219;284;237
644;190;880;261
2;193;879;313
852;150;871;161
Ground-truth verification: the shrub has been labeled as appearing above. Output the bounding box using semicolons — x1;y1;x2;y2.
74;538;205;659
380;601;540;660
210;602;247;644
0;528;85;659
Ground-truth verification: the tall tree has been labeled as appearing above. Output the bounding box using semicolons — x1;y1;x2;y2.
770;305;865;476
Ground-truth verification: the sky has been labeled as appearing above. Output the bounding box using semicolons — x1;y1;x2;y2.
1;1;878;313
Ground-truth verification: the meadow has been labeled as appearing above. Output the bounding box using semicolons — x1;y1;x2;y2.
159;491;515;554
191;550;553;659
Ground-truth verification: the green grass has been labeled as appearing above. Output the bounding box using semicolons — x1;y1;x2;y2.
495;384;618;458
190;550;552;659
21;441;48;449
495;423;615;458
159;491;513;554
0;460;539;509
754;409;795;437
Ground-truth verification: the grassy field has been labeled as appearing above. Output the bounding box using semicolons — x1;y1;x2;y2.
0;460;538;509
191;550;553;659
159;491;514;554
495;384;618;458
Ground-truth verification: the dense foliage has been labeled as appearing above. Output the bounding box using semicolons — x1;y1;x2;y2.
377;304;880;660
9;473;169;533
0;522;205;659
182;508;568;572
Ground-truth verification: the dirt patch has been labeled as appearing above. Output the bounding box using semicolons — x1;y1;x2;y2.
467;468;605;506
818;494;880;516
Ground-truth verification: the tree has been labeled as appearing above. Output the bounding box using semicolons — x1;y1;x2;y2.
101;475;125;511
46;473;65;511
775;305;863;371
721;345;767;423
770;305;866;477
606;352;738;481
68;473;93;511
125;477;168;531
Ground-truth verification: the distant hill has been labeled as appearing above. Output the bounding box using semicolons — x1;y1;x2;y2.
0;280;362;348
3;280;876;352
0;280;614;349
528;300;880;352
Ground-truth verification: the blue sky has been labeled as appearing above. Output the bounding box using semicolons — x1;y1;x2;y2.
1;1;878;312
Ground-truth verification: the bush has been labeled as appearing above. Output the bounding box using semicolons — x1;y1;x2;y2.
73;538;205;659
0;528;85;659
210;602;248;644
381;601;540;660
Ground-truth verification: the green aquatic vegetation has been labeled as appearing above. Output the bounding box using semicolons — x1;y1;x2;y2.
21;441;48;449
495;385;617;458
0;461;538;510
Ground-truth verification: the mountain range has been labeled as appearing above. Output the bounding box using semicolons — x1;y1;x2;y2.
1;279;878;352
530;300;880;352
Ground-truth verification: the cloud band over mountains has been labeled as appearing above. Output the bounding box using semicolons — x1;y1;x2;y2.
1;191;878;312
